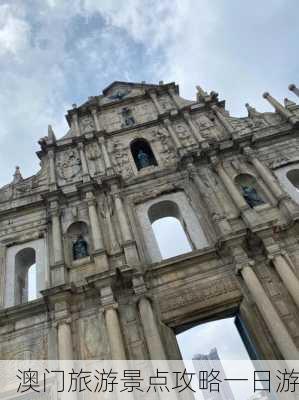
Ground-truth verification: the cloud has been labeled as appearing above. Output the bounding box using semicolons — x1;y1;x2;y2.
0;0;298;187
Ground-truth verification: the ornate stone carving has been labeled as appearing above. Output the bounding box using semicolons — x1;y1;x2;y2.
110;140;134;179
173;122;195;147
80;114;95;133
56;149;81;181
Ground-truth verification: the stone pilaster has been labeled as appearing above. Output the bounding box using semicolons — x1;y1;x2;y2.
100;285;127;359
188;164;232;236
71;108;81;137
243;146;299;220
112;187;139;266
98;136;114;175
86;191;109;272
233;247;299;360
48;149;57;191
133;275;167;359
77;142;90;182
183;110;205;144
168;86;182;109
211;104;234;135
163;118;182;150
91;107;102;131
148;90;163;114
49;200;66;286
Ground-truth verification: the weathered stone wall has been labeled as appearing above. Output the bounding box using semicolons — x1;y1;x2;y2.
0;81;299;360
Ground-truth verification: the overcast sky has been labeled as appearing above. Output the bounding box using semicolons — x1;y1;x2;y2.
0;0;298;187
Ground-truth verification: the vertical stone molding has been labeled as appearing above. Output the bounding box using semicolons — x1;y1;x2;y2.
183;111;204;142
91;107;101;131
100;286;127;359
212;157;248;212
269;252;299;310
98;136;113;174
138;296;167;360
50;201;64;265
211;105;234;135
148;90;163;114
168;87;182;109
48;149;57;191
71;110;81;137
113;189;139;266
263;92;297;124
104;306;127;359
77;142;90;182
163;118;182;149
239;262;299;360
244;147;284;201
57;318;74;360
188;164;232;236
86;191;108;272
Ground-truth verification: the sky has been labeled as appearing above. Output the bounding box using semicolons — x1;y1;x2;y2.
0;0;298;187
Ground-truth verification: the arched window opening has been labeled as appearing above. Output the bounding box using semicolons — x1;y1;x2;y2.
148;200;192;259
286;169;299;190
67;221;90;261
235;173;265;208
131;139;157;171
15;247;36;304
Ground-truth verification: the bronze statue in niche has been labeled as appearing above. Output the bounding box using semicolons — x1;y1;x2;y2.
73;235;89;260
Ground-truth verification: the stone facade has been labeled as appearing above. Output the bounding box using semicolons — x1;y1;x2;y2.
0;81;299;361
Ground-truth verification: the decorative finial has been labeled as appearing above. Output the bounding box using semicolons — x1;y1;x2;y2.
284;98;296;107
72;103;77;109
288;84;299;97
48;124;56;142
159;80;164;85
13;166;23;184
245;103;260;117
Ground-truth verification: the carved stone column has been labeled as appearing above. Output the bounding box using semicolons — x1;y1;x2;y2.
188;164;232;236
99;193;121;255
101;286;126;359
211;105;234;135
243;146;299;220
239;262;299;359
57;318;73;360
269;252;299;310
50;200;66;285
138;296;167;360
91;107;102;131
168;86;182;109
163;118;182;150
113;189;139;266
86;191;108;272
48;149;57;191
71;109;81;136
98;136;114;175
183;111;205;143
289;84;299;97
148;90;163;114
212;158;248;212
263;92;297;124
77;142;90;182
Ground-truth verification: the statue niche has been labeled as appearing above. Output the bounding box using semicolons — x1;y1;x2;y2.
73;234;89;260
131;138;158;171
67;221;90;262
235;173;266;208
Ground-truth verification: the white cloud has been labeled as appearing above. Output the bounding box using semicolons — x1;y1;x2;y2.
0;4;30;57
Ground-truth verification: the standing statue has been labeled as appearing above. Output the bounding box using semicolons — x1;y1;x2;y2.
137;149;151;169
241;186;265;208
121;107;135;127
73;234;89;260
